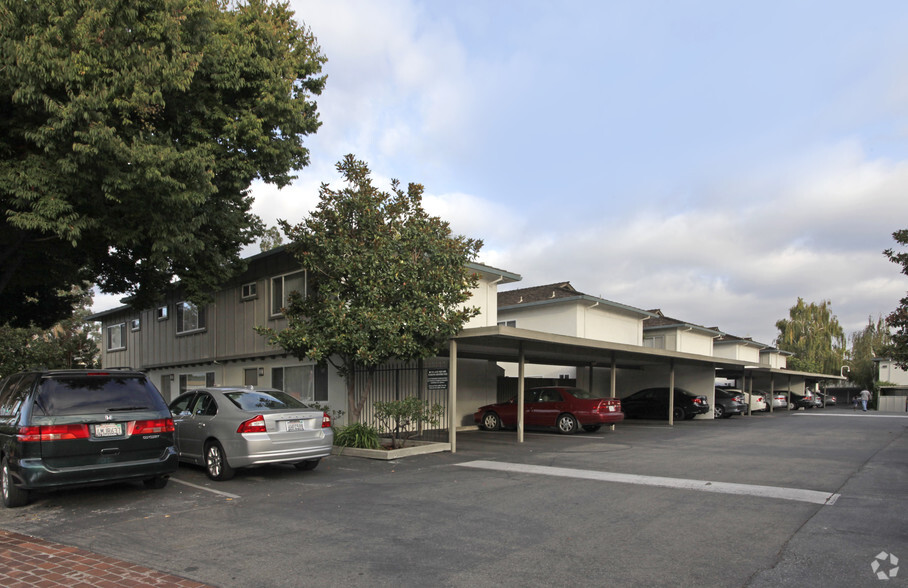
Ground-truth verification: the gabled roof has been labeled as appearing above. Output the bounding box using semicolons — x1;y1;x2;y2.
498;282;655;318
714;333;770;349
643;309;723;337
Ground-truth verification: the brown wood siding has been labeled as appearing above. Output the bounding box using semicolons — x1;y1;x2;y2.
94;249;303;370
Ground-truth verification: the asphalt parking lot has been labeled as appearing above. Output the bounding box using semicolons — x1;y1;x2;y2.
1;407;906;587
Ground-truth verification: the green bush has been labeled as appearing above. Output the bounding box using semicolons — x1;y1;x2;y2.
373;397;444;449
334;422;381;449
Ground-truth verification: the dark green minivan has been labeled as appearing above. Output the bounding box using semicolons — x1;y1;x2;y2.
0;369;178;508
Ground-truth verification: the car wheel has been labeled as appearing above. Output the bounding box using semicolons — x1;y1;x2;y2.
582;425;601;433
294;459;321;471
2;456;30;508
556;413;578;434
205;441;235;481
672;407;686;421
714;404;725;419
481;412;501;431
143;475;169;490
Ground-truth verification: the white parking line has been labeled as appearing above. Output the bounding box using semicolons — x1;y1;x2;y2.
169;477;241;499
794;412;908;418
456;460;839;506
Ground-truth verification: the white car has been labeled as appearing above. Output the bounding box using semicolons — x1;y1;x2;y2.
754;389;788;411
719;388;767;413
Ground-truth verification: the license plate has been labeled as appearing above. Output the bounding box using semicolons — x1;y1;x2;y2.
94;423;122;437
286;420;307;432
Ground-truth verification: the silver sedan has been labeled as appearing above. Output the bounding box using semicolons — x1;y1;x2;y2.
169;387;333;481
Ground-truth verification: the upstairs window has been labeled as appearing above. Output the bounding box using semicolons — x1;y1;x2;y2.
107;323;126;351
241;282;257;300
157;305;168;321
176;301;206;334
271;271;306;316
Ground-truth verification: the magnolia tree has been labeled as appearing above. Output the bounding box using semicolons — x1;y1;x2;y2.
258;155;483;422
884;229;908;368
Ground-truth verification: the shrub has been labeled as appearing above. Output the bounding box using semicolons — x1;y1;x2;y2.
334;422;381;449
373;397;444;449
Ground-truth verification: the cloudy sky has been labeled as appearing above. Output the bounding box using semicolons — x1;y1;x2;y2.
99;1;908;346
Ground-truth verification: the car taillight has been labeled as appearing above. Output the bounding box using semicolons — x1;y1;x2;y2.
322;412;332;428
237;415;267;433
757;397;764;402
17;425;90;442
130;419;175;435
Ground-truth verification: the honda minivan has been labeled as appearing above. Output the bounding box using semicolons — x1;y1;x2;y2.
0;369;178;507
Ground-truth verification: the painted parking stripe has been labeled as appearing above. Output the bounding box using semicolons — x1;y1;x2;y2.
456;460;839;506
169;477;241;499
794;412;908;418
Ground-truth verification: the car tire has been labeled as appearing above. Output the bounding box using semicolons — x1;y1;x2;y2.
294;459;321;471
672;407;686;421
143;475;169;490
481;412;501;431
556;413;578;434
2;456;30;508
582;425;601;433
714;405;725;419
205;441;235;481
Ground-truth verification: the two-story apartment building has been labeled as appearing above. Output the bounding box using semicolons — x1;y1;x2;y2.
89;246;522;426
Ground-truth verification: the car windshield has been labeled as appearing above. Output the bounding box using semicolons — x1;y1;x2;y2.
35;376;166;416
224;390;309;411
565;388;602;400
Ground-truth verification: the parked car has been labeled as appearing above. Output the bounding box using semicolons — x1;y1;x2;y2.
0;369;178;508
741;389;768;413
713;388;747;418
818;392;836;406
621;387;710;420
785;390;815;410
754;389;788;411
168;387;333;480
474;386;624;434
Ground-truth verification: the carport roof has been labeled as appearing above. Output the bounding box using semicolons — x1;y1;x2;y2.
445;325;753;371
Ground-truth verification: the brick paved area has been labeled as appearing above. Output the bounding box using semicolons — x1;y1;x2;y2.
0;529;210;588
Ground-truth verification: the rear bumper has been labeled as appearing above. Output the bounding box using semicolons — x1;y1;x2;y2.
13;447;179;490
223;430;334;469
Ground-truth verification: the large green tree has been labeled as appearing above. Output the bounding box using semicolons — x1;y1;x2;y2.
775;298;846;375
847;316;890;390
0;0;326;328
884;229;908;369
0;284;99;379
258;155;484;422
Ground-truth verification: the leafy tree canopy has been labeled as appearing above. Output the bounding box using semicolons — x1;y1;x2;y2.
775;298;846;375
1;0;326;328
884;228;908;369
0;284;99;379
258;155;484;421
847;316;890;390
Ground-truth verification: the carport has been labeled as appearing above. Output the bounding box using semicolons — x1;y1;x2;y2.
716;366;847;412
442;325;754;452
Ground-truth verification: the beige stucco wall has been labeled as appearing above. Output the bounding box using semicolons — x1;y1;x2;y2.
498;301;643;345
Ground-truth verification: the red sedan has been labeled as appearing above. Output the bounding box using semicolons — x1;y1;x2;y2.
474;386;624;434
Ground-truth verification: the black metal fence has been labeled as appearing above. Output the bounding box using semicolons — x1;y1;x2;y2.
353;358;450;432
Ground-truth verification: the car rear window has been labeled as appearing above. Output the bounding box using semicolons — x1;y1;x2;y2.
224;390;308;411
35;376;168;416
565;388;600;400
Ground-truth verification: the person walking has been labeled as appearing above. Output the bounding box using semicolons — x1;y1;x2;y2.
860;388;871;412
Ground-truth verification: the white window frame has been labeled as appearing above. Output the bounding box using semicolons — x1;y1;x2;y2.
497;320;516;327
241;282;257;300
271;270;307;317
157;305;169;321
176;301;206;334
107;323;127;351
130;318;141;331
